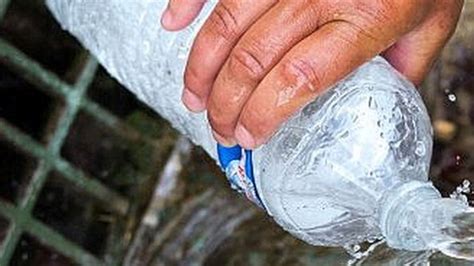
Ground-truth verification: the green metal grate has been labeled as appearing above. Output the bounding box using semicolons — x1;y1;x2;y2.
0;0;171;264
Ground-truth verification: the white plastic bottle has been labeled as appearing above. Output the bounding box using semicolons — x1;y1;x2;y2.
47;0;474;259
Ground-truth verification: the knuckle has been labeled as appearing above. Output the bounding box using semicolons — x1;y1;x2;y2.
340;21;380;47
228;47;266;79
356;0;395;24
353;0;430;33
284;59;322;93
206;2;239;42
341;4;390;39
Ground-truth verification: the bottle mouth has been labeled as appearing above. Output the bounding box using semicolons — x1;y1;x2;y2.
378;181;442;251
379;180;474;260
378;181;441;239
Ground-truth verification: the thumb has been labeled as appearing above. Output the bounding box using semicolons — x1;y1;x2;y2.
161;0;207;31
383;0;463;85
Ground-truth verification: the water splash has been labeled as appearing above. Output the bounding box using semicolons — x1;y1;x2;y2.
448;93;457;102
345;239;385;265
444;89;457;103
450;179;471;205
433;179;474;261
438;209;474;261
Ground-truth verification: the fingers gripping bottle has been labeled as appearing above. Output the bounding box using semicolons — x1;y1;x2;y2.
47;0;474;259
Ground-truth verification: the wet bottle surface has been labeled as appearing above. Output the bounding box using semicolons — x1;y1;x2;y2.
255;57;433;247
47;0;474;260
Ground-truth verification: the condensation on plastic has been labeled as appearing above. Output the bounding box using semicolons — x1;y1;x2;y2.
255;57;434;246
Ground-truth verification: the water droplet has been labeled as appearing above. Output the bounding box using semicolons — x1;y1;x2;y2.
462;179;471;193
353;244;361;252
415;141;425;156
450;179;471;205
462;179;470;187
340;131;349;138
455;155;462;166
368;97;377;109
448;93;457;102
352;115;359;123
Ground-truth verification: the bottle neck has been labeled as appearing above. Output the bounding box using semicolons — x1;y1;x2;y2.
379;180;474;260
379;181;445;250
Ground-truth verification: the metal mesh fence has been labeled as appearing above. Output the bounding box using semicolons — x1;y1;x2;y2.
0;1;175;264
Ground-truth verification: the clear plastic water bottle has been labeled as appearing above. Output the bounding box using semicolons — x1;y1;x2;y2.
47;0;474;260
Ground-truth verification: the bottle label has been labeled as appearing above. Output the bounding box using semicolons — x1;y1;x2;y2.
217;144;264;209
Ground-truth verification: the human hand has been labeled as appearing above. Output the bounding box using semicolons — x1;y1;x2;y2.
161;0;463;149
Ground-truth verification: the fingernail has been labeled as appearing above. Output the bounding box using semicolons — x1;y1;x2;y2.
161;9;174;28
212;130;237;147
182;88;205;112
235;124;256;149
